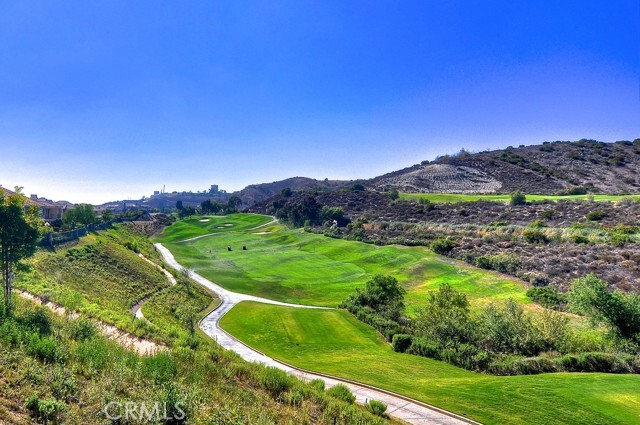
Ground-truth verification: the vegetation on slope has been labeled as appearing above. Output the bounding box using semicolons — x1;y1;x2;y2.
0;298;393;424
16;227;171;341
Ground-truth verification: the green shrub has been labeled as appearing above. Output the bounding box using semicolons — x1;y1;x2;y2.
391;334;412;353
586;209;607;221
510;191;526;206
526;286;565;309
326;384;355;404
74;337;112;374
308;378;325;392
571;234;590;244
65;318;97;341
259;367;293;399
523;229;549;244
25;395;66;424
22;307;53;335
365;399;388;417
430;238;457;255
26;335;68;364
610;233;632;247
142;352;177;383
407;337;441;359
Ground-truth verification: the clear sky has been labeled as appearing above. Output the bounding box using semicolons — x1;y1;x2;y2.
1;1;639;204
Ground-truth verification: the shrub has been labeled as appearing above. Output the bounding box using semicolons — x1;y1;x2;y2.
25;395;66;424
259;367;293;399
22;308;53;335
26;335;68;364
142;353;177;383
540;209;555;220
430;238;457;255
387;189;400;200
571;234;590;244
326;384;355;404
406;337;441;359
586;209;607;221
308;378;325;392
523;229;549;244
65;318;96;341
391;334;413;353
480;300;543;356
413;284;477;346
74;337;112;374
526;286;565;309
365;399;388;417
510;191;526;206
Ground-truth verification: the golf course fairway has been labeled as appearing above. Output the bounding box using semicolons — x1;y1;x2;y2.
156;214;528;309
221;301;640;425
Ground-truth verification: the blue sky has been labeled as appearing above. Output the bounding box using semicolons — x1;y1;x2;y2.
1;1;638;203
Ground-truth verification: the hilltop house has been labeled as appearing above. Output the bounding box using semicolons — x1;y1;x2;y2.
29;195;68;222
0;186;71;223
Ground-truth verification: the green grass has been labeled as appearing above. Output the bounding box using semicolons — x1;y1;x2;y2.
158;215;528;309
16;228;171;336
399;193;640;203
155;213;273;243
221;302;640;425
0;298;391;424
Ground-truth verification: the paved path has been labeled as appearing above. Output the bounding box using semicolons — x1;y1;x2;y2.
156;243;477;425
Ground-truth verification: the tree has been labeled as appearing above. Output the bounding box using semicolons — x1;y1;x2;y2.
0;191;42;314
101;209;114;223
568;274;640;342
226;195;242;213
281;187;293;197
413;283;476;346
510;191;526;206
176;200;184;211
200;199;221;215
387;189;399;201
62;204;97;228
347;275;406;321
351;183;365;192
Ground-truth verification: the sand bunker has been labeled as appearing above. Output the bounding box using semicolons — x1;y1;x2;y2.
199;219;210;222
223;223;233;227
253;231;270;235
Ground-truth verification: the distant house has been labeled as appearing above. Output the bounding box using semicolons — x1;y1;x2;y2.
0;186;70;223
29;195;68;222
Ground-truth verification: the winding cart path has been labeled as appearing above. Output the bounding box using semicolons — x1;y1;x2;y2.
156;243;477;425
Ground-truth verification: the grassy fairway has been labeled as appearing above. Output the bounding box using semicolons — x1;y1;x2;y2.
399;192;639;203
156;213;273;242
158;214;528;308
221;302;640;425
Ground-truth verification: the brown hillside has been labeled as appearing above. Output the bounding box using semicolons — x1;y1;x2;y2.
371;139;640;194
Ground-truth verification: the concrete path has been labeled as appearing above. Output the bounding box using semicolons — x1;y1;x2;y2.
155;243;477;424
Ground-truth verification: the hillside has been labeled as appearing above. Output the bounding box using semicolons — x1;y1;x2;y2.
371;139;640;194
235;176;352;205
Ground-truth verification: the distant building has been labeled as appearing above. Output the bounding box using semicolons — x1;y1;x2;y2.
153;191;160;196
29;194;68;222
210;184;219;194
